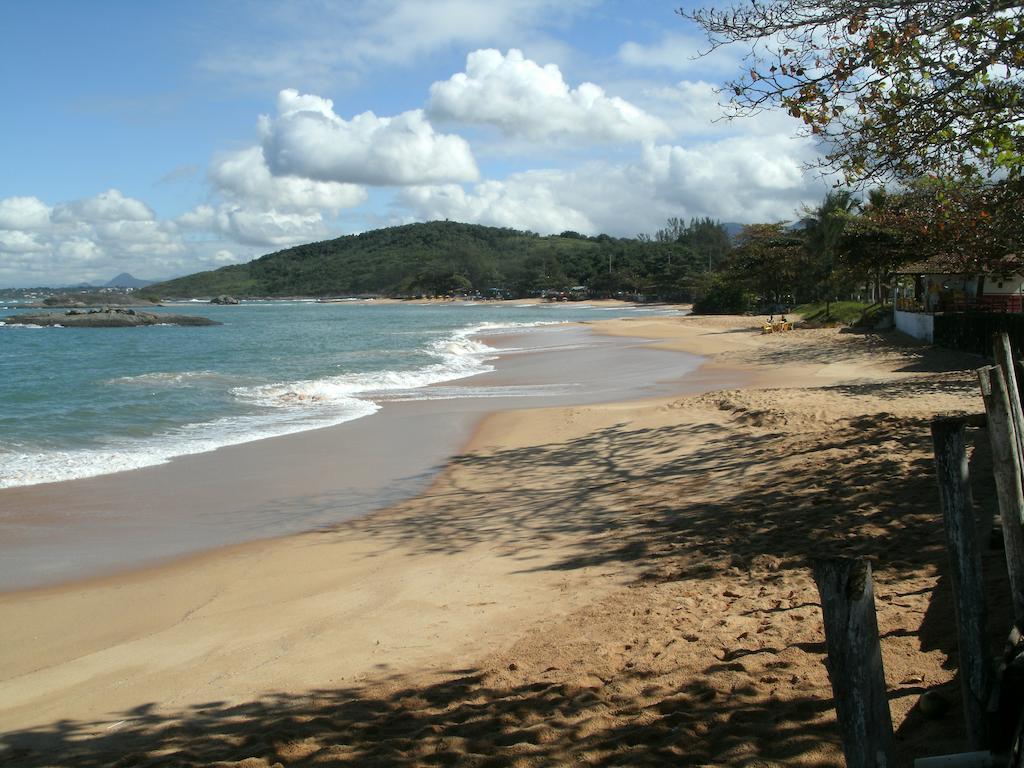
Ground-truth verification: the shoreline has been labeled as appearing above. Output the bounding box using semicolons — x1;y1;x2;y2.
0;316;708;593
0;314;997;765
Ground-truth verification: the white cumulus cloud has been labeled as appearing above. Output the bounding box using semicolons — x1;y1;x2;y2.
429;49;671;143
210;146;367;212
178;202;329;248
0;230;48;253
397;134;828;238
52;188;154;224
219;207;328;247
640;136;821;221
93;219;182;255
58;237;104;263
260;88;479;186
173;139;369;253
0;196;52;230
0;189;188;285
399;174;595;234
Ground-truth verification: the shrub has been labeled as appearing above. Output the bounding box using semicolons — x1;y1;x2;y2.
693;276;757;314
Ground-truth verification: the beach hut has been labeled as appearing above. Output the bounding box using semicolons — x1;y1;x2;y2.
893;254;1024;343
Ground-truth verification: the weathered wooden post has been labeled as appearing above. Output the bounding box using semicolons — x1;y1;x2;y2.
813;557;893;768
993;333;1024;476
977;366;1024;624
932;416;993;749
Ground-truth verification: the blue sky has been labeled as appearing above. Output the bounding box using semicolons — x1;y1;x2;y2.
0;0;830;286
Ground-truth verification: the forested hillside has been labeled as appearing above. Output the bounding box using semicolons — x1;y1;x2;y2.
146;221;712;300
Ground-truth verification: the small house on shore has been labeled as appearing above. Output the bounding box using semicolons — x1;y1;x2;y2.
893;254;1024;343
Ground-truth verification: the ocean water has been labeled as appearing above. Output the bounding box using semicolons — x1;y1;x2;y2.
0;301;682;489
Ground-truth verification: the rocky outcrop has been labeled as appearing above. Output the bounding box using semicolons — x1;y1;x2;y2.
3;307;220;328
210;295;240;305
40;294;158;308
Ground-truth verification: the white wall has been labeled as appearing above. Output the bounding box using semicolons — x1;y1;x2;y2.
983;274;1024;295
895;308;934;343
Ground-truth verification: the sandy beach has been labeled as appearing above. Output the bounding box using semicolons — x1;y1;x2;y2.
0;313;1007;766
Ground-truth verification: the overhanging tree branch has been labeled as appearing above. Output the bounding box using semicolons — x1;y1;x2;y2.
679;0;1024;183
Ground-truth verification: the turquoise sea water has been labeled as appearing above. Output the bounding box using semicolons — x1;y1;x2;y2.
0;301;682;489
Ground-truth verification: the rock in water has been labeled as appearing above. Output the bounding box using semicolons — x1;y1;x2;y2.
210;295;240;305
2;307;220;327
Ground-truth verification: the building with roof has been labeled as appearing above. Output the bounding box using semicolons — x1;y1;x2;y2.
892;254;1024;342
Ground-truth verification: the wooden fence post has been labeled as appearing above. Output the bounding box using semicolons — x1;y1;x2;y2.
932;416;993;749
993;333;1024;478
977;366;1024;624
813;557;893;768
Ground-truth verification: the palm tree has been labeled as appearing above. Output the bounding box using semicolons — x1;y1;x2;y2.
804;190;858;320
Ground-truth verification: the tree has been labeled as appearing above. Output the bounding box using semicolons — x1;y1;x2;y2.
692;272;757;313
682;217;733;271
653;217;688;242
679;0;1024;183
802;189;858;318
836;189;912;303
727;222;809;306
861;176;1024;272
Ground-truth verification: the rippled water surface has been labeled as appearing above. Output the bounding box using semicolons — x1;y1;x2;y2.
0;301;681;488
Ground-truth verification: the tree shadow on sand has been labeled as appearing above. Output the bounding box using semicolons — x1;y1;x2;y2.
717;327;986;374
1;663;846;767
330;394;977;585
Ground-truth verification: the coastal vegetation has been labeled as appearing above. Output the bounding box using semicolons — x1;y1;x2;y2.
692;178;1024;317
140;183;985;317
144;220;720;301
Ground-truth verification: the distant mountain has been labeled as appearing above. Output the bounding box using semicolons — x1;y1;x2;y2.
106;273;155;288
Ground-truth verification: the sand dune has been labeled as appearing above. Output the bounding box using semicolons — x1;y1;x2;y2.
0;315;1006;766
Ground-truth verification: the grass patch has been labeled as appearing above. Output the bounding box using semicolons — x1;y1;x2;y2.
793;301;883;327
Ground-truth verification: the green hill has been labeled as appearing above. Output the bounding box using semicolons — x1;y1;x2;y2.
145;221;707;301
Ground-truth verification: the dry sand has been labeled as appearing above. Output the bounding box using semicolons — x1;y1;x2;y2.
0;314;1009;766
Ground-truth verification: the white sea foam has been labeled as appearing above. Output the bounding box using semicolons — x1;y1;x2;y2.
235;323;498;407
108;370;230;387
0;318;563;489
234;320;561;408
0;398;380;489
